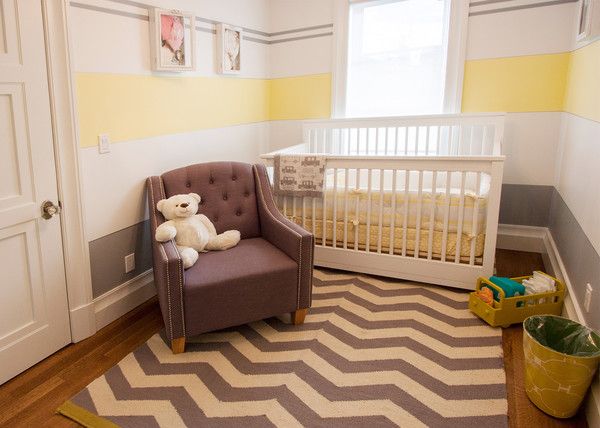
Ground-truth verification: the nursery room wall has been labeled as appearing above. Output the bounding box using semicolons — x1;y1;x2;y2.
70;0;271;303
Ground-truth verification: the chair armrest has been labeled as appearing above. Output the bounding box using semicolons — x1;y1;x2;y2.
253;164;314;310
147;176;186;341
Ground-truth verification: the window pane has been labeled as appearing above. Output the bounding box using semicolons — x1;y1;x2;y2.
346;0;449;117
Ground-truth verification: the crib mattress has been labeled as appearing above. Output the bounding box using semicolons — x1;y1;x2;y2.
287;217;485;260
278;187;488;237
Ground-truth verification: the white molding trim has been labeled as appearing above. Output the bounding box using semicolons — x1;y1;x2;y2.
443;0;469;113
43;0;96;342
497;224;599;426
93;270;156;331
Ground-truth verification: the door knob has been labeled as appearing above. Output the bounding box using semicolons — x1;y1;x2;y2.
41;200;61;219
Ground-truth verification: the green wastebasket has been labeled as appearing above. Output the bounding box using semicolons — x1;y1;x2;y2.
523;315;600;418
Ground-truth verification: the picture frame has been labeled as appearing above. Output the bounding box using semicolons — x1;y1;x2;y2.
216;23;242;74
150;8;195;71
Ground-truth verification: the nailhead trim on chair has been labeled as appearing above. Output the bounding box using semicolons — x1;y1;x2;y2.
159;178;186;337
148;178;174;340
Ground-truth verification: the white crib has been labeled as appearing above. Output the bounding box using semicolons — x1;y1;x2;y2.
261;113;505;290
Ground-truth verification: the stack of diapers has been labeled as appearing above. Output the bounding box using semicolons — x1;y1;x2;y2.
523;271;556;304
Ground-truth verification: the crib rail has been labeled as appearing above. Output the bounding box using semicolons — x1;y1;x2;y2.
263;113;505;158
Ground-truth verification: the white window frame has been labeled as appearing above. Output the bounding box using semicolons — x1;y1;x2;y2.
331;0;469;118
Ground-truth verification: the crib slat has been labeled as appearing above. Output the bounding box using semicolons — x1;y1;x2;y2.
441;171;452;262
389;169;398;255
454;172;467;264
377;170;384;253
354;168;360;251
435;126;442;155
404;127;409;155
366;169;373;253
469;172;482;265
312;197;316;235
481;126;488;155
293;196;297;225
414;170;424;258
375;128;380;154
301;196;306;229
344;128;349;156
401;170;410;257
393;127;399;155
384;127;389;155
283;196;288;218
332;168;338;248
425;126;430;155
343;168;350;249
322;168;327;246
427;171;437;260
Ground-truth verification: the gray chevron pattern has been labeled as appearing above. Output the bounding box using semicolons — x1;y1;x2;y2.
61;269;508;427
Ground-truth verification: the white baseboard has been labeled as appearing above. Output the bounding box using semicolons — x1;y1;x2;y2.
498;224;599;426
497;224;546;253
93;270;156;331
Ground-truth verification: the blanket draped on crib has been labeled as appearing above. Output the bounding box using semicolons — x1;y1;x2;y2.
273;154;326;197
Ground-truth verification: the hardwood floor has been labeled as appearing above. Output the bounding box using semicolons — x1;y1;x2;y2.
495;249;588;428
0;250;589;427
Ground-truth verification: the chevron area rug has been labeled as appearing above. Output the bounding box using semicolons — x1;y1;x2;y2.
58;269;508;427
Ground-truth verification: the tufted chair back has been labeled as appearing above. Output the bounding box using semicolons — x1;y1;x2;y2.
159;162;261;239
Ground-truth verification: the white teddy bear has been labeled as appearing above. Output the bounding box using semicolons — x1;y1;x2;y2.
155;193;241;268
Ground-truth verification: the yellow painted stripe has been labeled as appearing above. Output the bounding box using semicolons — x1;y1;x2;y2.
269;73;332;121
564;40;600;123
461;53;570;113
75;73;332;147
75;73;269;148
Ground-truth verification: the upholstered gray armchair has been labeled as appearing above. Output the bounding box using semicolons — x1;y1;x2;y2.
147;162;314;353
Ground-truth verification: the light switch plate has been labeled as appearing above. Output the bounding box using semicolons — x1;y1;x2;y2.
584;283;593;313
98;134;110;154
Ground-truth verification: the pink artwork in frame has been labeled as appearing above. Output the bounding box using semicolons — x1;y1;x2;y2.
151;9;195;71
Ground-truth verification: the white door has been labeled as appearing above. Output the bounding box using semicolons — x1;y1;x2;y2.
0;0;71;384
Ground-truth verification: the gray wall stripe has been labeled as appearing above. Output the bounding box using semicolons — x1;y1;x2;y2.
270;32;334;45
71;2;148;21
470;0;578;16
470;0;530;6
549;189;600;331
270;24;334;37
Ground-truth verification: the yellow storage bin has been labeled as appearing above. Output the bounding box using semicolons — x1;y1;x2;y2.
468;273;565;328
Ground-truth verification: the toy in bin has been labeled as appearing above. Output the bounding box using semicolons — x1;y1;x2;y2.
469;271;565;328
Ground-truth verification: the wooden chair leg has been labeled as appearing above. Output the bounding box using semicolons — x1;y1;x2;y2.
171;337;186;354
291;308;308;325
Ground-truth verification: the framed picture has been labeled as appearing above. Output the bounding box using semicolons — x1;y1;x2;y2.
150;9;195;71
216;23;242;74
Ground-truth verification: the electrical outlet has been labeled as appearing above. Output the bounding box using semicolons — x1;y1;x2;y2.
124;253;135;273
584;283;593;313
98;134;110;154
